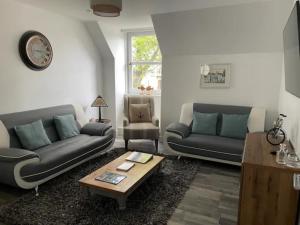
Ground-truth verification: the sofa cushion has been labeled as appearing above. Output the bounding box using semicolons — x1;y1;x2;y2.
220;114;249;139
193;103;252;135
192;112;218;135
14;120;51;150
129;104;151;123
54;114;80;140
167;134;244;162
20;134;113;182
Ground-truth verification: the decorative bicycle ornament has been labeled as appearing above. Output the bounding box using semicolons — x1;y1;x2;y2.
266;114;287;146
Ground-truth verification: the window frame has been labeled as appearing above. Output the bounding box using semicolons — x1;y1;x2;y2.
126;30;162;95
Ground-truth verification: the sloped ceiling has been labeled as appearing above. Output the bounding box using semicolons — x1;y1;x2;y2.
152;0;293;55
13;0;270;29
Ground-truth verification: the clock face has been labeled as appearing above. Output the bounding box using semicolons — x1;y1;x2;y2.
19;31;53;71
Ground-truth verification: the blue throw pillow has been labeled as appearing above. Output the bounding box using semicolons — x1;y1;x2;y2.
192;112;218;135
54;114;80;140
14;120;51;150
220;114;249;139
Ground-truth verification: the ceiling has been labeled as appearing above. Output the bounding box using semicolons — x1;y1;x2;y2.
13;0;271;29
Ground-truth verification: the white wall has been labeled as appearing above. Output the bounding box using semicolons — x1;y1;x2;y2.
152;1;289;133
0;0;103;118
152;1;288;56
85;22;116;128
161;53;283;131
98;22;127;133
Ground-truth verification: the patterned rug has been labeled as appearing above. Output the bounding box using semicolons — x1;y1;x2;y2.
0;149;200;225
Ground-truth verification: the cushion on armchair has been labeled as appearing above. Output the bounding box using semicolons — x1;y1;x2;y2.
129;104;151;123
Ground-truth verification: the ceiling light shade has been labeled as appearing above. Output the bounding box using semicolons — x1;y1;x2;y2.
90;0;122;17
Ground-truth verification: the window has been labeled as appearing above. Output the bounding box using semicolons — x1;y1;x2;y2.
127;31;162;95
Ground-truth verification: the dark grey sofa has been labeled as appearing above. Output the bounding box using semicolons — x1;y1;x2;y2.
0;105;115;191
164;103;265;165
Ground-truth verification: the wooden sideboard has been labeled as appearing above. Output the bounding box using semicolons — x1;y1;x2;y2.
238;133;300;225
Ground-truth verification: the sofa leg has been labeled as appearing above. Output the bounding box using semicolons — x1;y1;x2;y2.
154;139;158;153
35;186;39;197
177;155;181;160
125;139;129;150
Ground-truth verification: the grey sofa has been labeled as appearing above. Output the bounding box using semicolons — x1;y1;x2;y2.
164;103;265;165
0;105;115;191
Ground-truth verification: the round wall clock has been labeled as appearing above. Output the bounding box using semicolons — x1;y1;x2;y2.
19;31;53;71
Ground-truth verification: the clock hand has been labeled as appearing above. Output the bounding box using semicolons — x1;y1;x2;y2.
33;49;48;53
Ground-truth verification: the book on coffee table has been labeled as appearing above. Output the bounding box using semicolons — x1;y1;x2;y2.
95;171;126;185
117;162;135;172
126;151;153;164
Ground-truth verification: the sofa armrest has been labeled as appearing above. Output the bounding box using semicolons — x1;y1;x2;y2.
0;148;39;163
80;123;112;136
166;122;190;138
0;148;40;188
152;116;159;127
123;116;129;127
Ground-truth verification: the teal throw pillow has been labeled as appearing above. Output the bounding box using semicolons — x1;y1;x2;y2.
192;112;218;135
14;120;51;150
220;114;249;139
54;114;80;140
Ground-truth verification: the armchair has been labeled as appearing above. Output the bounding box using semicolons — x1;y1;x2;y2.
123;95;159;152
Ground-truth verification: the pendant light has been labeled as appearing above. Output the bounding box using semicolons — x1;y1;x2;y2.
90;0;122;17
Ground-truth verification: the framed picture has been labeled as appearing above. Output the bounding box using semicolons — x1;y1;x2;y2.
200;64;231;88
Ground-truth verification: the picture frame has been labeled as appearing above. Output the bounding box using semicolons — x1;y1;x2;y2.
200;64;231;88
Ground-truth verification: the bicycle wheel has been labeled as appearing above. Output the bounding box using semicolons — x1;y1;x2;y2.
266;128;286;145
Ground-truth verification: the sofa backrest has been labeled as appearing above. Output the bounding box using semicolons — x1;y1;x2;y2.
0;105;79;148
179;103;265;133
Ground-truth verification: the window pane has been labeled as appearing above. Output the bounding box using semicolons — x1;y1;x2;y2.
131;64;161;91
131;35;162;62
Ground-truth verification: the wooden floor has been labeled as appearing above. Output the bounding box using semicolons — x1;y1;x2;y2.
124;139;241;225
168;163;240;225
0;139;240;225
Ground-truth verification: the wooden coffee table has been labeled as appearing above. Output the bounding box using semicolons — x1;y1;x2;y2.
79;151;165;210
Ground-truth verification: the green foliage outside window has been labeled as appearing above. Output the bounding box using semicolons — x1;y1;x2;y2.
131;35;162;89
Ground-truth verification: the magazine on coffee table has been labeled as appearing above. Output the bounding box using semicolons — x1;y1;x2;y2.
95;171;126;185
126;151;153;164
117;162;135;172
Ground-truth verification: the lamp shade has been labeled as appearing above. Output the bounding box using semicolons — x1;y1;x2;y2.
90;0;122;17
91;96;108;107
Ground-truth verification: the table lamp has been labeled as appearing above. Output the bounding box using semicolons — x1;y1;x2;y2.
91;95;108;122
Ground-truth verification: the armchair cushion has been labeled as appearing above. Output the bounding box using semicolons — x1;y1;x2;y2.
166;122;190;138
80;123;112;136
129;104;151;123
124;123;159;140
0;148;40;163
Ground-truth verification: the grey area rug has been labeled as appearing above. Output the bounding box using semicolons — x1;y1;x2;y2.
0;149;200;225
